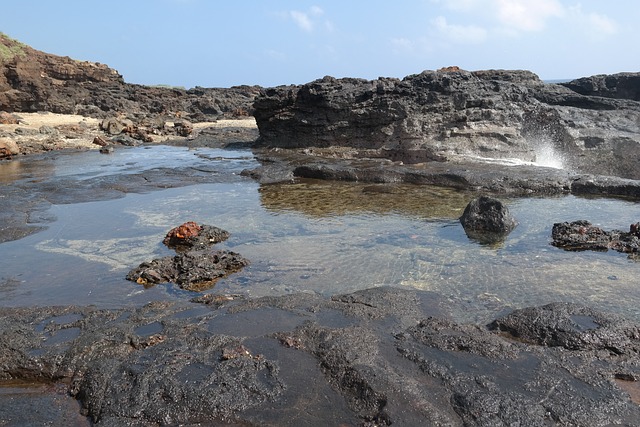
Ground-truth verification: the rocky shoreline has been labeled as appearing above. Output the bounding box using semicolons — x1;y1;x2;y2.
2;34;640;425
2;287;640;426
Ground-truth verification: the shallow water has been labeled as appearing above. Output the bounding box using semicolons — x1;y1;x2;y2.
1;146;639;324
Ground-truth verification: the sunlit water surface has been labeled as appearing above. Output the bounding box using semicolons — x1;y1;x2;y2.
1;146;639;324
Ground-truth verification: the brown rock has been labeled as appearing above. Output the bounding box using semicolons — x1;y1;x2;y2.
92;135;109;146
100;117;134;135
174;119;193;137
163;221;202;247
0;138;19;158
0;111;19;124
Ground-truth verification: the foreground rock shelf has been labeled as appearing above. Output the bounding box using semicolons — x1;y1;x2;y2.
245;148;640;199
1;287;640;425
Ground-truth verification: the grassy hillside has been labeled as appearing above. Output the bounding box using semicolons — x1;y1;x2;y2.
0;32;28;63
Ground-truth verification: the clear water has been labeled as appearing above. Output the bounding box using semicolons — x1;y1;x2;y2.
1;146;639;324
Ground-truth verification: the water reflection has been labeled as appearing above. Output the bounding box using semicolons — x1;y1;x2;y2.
259;179;470;219
1;147;640;325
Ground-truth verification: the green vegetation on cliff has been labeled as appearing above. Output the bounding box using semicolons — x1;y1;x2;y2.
0;32;28;63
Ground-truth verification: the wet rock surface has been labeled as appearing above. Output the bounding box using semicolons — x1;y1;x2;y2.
244;148;640;200
459;196;518;244
128;222;249;291
2;287;640;426
551;220;640;257
127;249;250;291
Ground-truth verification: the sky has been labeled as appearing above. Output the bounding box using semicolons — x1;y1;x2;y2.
1;0;638;88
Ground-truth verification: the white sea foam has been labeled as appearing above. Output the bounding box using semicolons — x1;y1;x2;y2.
463;136;566;169
530;136;565;169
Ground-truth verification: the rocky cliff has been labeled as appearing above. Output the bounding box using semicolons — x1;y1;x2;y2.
0;33;259;121
561;72;640;101
254;68;640;179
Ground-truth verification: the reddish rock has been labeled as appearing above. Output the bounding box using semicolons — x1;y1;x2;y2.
437;65;463;73
92;135;109;146
163;221;202;247
163;222;230;250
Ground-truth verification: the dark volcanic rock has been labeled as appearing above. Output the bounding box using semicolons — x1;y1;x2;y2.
126;249;251;291
2;288;640;425
128;222;247;291
551;220;640;257
561;72;640;102
253;68;640;180
490;302;640;353
459;196;517;243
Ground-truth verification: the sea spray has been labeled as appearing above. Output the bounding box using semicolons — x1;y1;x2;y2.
529;135;566;169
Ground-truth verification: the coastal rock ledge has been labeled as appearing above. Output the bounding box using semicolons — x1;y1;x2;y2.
2;287;640;425
253;68;640;180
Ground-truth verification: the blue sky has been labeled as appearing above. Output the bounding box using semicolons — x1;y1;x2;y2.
1;0;638;88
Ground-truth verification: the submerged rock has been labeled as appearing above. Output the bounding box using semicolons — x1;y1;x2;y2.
459;196;518;244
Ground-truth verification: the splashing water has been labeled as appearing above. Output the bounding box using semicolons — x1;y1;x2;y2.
531;137;565;169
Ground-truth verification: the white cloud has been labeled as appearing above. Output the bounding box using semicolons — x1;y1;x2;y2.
288;6;326;33
310;6;324;16
566;5;618;39
431;0;483;12
493;0;564;31
587;12;617;35
432;16;488;44
432;0;564;32
390;37;414;53
290;11;314;32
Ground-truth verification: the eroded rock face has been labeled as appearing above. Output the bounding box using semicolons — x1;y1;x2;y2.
2;288;640;425
0;34;260;122
253;69;640;179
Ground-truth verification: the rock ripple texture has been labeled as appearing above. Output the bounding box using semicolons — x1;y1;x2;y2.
2;288;640;425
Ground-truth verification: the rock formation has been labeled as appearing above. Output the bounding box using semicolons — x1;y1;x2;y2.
459;196;518;244
561;72;640;101
127;222;248;291
2;288;640;425
253;68;640;180
0;33;260;122
551;220;640;258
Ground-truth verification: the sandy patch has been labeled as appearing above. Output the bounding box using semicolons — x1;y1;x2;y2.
194;118;257;129
0;112;257;156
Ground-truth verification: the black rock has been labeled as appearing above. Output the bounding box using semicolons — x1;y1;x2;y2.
253;69;640;180
3;289;640;425
459;196;517;243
